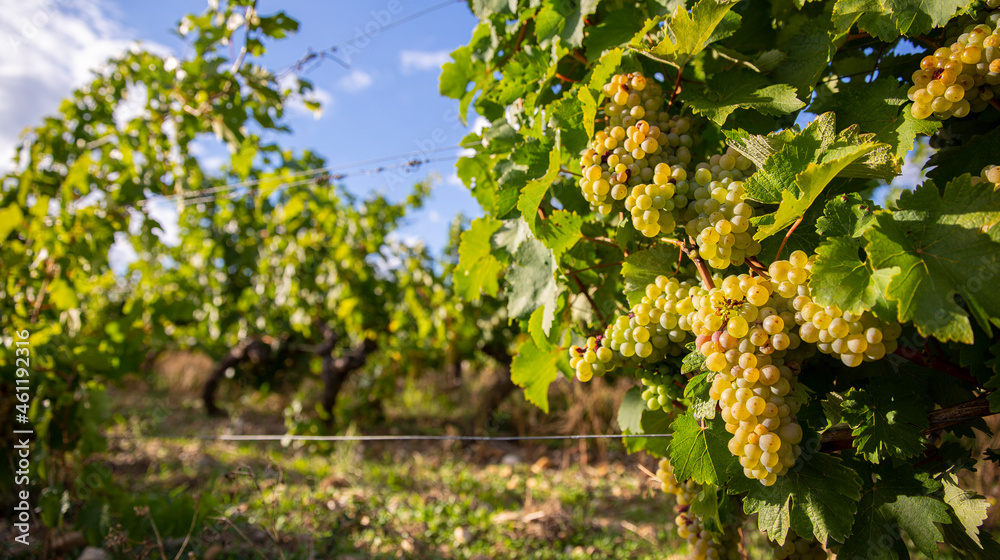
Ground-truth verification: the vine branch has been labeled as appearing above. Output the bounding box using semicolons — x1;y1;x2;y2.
571;274;606;324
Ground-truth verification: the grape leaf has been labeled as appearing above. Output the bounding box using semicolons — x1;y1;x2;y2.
469;0;515;18
810;237;889;316
840;379;929;463
645;0;739;67
667;413;733;486
510;338;560;413
927;124;1000;182
815;193;876;238
455;216;505;300
728;453;862;546
537;209;582;260
617;387;646;434
518;146;562;236
840;464;951;560
770;14;836;96
583;10;642;58
753;133;884;240
560;0;600;48
0;204;23;242
578;87;599;140
494;217;532;256
683;69;805;125
866;176;1000;344
832;0;969;41
684;370;716;420
943;474;990;548
628;406;674;456
506;238;562;334
621;244;681;306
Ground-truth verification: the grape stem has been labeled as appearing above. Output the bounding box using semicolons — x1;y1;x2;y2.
580;235;621;251
744;257;768;277
565;261;624;275
773;215;804;261
659;237;715;289
990;98;1000;113
571;274;606;324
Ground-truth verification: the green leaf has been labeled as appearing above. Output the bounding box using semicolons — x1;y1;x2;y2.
812;77;940;159
506;238;562;333
728;453;862;546
510;338;560;413
865;176;1000;344
667;413;733;486
770;15;836;96
684;371;716;420
469;0;514;19
583;11;642;58
815;193;876;238
646;0;739;67
626;406;674;456
0;204;23;242
832;0;969;41
943;474;990;548
754;138;884;240
617;387;646;434
518;146;562;237
840;379;929;463
578;87;599;141
683;69;805;126
455;216;505;301
528;306;558;350
811;237;892;316
690;484;721;529
927;124;1000;182
840;464;951;559
48;278;80;311
560;0;600;48
537;209;582;260
621;244;680;306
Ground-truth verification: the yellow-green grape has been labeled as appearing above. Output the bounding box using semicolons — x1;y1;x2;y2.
908;16;1000;120
583;72;701;218
786;250;902;366
656;459;732;560
972;163;1000;188
682;151;760;270
641;370;685;411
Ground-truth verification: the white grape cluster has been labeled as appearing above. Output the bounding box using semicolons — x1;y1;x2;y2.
657;460;737;560
679;151;762;269
569;275;697;382
769;532;829;560
578;72;699;223
781;259;901;368
908;11;1000;120
691;264;807;486
641;368;686;411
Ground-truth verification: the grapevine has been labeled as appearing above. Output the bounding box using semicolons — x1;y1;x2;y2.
449;1;1000;556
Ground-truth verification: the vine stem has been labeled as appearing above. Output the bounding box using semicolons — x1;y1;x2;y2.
565;261;624;275
571;274;606;324
580;235;619;249
661;237;715;289
820;394;995;450
773;215;804;261
990;98;1000;113
892;346;982;387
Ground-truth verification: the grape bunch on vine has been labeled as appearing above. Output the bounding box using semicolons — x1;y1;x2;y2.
446;0;1000;557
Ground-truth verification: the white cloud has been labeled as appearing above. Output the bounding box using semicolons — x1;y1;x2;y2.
399;49;451;74
445;173;464;188
0;0;146;173
336;69;373;93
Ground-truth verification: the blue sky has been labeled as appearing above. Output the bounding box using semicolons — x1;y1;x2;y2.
1;0;485;252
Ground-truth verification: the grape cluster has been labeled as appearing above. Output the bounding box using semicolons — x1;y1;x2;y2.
769;532;829;560
781;258;901;368
680;151;762;269
657;460;738;560
908;12;1000;120
569;275;697;383
690;266;806;486
578;72;699;222
641;368;686;411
